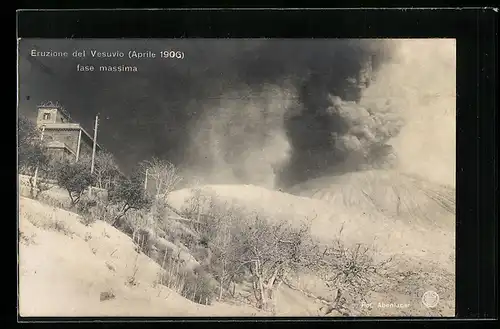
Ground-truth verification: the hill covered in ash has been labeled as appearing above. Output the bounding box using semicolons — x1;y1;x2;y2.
166;168;455;315
288;169;455;230
167;168;455;271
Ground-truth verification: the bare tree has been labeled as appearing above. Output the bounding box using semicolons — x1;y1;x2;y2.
140;157;183;234
177;188;234;300
205;201;240;301
313;225;395;315
229;214;317;311
141;157;182;198
92;151;120;189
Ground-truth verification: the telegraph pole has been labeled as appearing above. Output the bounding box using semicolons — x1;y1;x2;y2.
89;114;99;197
90;114;99;174
75;129;82;162
32;124;46;189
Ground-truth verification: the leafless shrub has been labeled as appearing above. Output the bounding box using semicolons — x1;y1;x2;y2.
76;194;98;214
19;231;37;246
22;210;72;237
84;232;93;242
85;198;125;227
26;175;54;200
181;271;217;305
313;224;395;316
180;187;209;219
155;247;216;305
229;214;318;312
382;261;455;307
137;158;183;243
100;290;116;301
126;249;140;287
37;193;68;210
141;157;183;198
39;218;74;237
180;189;240;300
180;187;232;241
149;196;170;235
76;194;99;226
92;152;121;190
157;251;186;292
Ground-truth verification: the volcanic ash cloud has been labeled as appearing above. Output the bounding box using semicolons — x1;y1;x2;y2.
186;85;297;188
359;39;456;187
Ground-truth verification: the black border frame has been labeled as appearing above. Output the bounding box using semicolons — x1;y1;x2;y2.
14;8;498;326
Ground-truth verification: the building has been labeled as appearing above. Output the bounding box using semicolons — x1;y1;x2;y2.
36;103;101;162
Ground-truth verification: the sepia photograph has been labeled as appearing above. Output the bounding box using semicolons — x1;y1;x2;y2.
17;38;456;317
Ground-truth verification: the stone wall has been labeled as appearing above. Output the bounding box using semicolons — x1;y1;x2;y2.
47;147;74;162
43;129;96;158
44;129;80;154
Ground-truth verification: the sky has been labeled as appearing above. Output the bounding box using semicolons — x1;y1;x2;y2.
17;38;455;189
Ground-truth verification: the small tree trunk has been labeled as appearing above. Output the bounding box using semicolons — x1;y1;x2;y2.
333;288;343;310
219;280;224;301
161;249;168;269
257;276;267;310
28;175;35;199
267;266;280;290
268;288;278;314
112;215;123;228
67;189;75;206
219;260;226;300
192;284;197;301
252;280;259;303
112;204;131;227
231;281;236;297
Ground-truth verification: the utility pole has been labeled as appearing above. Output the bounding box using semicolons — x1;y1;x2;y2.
90;114;99;174
32;125;46;190
89;114;99;197
75;129;82;162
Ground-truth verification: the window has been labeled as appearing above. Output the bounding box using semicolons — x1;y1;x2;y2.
43;113;51;120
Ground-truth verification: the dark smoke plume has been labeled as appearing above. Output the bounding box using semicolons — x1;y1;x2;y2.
18;38;398;188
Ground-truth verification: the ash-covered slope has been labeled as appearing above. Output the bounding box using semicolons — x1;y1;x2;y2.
18;197;268;316
167;169;455;270
288;169;455;231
